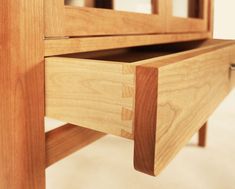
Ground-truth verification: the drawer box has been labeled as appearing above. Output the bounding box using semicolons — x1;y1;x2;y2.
45;40;235;176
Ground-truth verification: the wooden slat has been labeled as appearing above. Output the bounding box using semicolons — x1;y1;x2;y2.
46;124;105;167
0;1;45;188
45;32;211;56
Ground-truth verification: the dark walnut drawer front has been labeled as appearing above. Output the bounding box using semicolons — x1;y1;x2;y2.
45;40;235;176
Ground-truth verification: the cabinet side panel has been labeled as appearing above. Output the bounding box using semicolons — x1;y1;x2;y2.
0;0;45;188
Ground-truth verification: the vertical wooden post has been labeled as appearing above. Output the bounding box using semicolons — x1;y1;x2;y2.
198;122;207;147
0;1;45;189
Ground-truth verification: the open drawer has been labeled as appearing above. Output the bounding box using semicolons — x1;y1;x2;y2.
45;40;235;176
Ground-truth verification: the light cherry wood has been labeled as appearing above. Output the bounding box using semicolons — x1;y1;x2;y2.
135;42;234;176
45;0;166;37
45;58;135;138
45;32;211;56
1;0;231;186
198;122;207;147
45;41;235;176
0;1;45;189
46;124;105;167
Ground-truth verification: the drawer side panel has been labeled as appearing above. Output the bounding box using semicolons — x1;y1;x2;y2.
45;58;135;138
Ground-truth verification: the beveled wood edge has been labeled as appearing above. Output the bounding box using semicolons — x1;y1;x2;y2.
45;32;211;56
46;124;105;167
134;66;158;176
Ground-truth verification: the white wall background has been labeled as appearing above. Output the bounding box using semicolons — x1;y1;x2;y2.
214;0;235;39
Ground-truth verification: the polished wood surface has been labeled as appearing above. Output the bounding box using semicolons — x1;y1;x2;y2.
0;1;45;188
46;124;105;167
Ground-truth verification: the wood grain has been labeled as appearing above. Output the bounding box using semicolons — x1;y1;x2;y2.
45;1;166;37
46;124;105;167
134;67;158;175
0;1;45;188
198;122;207;147
45;32;211;56
45;58;135;138
154;45;231;175
134;41;234;176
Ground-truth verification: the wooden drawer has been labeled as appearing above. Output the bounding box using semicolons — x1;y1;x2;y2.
45;40;235;176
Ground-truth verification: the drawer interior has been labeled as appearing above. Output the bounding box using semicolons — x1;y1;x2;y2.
57;40;227;63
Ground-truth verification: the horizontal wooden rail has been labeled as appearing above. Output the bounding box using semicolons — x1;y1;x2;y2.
44;32;211;56
46;124;105;167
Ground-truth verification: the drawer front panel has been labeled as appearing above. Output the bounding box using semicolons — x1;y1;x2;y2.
134;45;233;176
156;47;231;173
